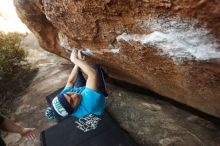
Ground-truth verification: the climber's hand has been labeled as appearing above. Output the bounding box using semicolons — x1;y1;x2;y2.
70;50;78;63
20;128;36;141
78;50;85;61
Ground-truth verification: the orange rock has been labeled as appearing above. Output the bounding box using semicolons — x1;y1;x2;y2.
14;0;220;117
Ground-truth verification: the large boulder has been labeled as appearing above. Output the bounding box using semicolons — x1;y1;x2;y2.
14;0;220;117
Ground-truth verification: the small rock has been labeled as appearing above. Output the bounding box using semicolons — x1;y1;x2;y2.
142;102;162;111
159;137;183;146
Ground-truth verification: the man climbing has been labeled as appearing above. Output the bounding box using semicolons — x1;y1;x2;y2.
45;50;108;120
0;114;35;146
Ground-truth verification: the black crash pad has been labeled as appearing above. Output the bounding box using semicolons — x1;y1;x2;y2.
41;87;138;146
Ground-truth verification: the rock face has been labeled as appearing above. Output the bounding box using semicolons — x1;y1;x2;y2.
4;40;220;146
14;0;220;117
107;83;220;146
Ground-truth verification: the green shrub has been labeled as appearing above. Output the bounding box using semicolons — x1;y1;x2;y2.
0;32;37;115
0;32;26;80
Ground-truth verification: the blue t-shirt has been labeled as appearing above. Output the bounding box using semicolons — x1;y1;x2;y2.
61;86;106;118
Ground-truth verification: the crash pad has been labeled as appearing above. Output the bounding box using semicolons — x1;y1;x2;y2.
41;87;138;146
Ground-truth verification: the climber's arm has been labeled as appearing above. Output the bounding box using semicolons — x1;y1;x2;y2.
0;116;35;140
70;50;98;91
65;65;79;87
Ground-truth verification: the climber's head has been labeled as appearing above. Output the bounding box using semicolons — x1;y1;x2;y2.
45;92;81;119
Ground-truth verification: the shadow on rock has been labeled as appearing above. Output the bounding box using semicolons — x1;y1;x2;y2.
0;65;38;116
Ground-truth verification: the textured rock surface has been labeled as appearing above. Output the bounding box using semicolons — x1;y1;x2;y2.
14;0;220;117
3;35;220;146
107;83;220;146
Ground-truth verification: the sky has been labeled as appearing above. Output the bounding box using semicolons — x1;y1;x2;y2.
0;0;29;33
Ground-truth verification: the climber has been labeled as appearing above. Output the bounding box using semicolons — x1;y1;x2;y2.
45;50;108;120
0;114;35;146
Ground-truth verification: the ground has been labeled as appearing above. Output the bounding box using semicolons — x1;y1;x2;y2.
2;34;220;146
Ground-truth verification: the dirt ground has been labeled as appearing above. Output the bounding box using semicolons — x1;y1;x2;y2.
2;34;220;146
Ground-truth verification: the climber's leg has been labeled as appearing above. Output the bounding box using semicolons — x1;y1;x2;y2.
91;64;108;97
73;70;86;88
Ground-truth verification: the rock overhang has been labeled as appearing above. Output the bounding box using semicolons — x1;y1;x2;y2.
14;0;220;118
